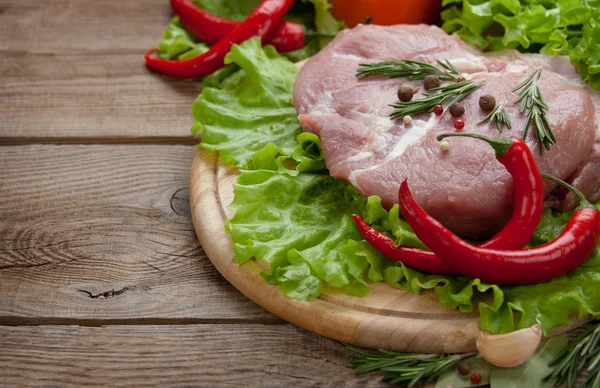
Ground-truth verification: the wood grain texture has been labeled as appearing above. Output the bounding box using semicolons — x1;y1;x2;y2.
0;145;275;324
0;53;201;141
0;0;171;54
0;0;203;140
0;324;387;387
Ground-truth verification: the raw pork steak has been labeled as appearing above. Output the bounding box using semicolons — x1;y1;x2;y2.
293;24;599;239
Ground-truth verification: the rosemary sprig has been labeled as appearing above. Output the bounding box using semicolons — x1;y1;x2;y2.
357;59;463;81
348;347;476;387
512;68;556;154
544;321;600;388
478;104;512;133
390;79;480;119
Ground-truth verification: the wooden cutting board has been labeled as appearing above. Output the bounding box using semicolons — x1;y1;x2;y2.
189;149;589;353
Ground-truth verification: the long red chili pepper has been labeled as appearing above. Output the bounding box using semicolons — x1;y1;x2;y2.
353;133;545;276
145;0;295;78
399;175;600;285
353;215;457;275
171;0;307;52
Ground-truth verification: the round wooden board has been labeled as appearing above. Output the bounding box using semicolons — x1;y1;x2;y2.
189;149;590;353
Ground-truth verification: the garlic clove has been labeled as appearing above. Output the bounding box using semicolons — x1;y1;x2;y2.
476;323;542;367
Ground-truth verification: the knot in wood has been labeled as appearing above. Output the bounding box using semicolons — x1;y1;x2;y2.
170;188;191;217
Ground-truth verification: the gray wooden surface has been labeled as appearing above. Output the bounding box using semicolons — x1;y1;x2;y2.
0;1;592;387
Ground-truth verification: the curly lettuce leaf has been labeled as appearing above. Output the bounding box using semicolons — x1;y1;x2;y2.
157;17;210;60
191;0;261;21
571;12;600;89
226;167;389;298
196;36;600;335
442;0;600;89
191;38;301;167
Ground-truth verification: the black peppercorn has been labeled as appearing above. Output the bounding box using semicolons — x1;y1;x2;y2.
397;86;413;102
479;95;496;111
457;361;471;375
424;75;440;91
449;103;465;117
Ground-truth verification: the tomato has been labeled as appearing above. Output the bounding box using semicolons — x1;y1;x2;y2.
328;0;442;28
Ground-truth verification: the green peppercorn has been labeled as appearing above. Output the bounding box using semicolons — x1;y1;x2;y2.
479;95;496;111
424;75;440;91
397;86;413;102
449;103;465;117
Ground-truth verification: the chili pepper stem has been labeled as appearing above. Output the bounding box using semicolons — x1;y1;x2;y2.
540;173;594;209
437;132;513;158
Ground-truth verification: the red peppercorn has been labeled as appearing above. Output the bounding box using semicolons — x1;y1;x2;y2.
454;119;465;131
470;372;482;384
433;105;443;116
456;76;466;82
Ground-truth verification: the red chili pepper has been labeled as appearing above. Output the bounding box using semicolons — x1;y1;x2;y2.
171;0;308;52
398;175;600;285
353;215;457;275
145;0;295;78
353;133;545;276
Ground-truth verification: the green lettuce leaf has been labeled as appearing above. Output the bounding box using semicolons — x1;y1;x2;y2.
226;167;388;298
157;17;210;60
191;0;261;21
570;11;600;90
191;38;301;167
309;0;346;48
441;0;600;89
195;32;600;335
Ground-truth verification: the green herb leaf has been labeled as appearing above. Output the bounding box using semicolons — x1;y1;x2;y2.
512;69;556;153
544;323;600;388
357;60;462;81
477;104;511;133
390;79;481;119
491;335;568;388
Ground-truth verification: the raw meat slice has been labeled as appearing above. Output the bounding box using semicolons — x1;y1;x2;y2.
293;24;598;238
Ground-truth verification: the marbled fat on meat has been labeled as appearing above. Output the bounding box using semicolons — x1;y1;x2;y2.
293;24;599;238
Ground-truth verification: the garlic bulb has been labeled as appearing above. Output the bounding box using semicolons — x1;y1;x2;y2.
476;323;542;367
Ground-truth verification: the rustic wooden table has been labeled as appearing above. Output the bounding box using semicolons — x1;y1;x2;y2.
0;1;594;387
0;1;386;386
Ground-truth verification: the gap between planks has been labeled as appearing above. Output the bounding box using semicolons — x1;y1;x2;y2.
0;137;198;146
0;317;284;327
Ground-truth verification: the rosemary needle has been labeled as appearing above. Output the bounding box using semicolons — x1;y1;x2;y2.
512;68;556;154
356;59;481;120
348;347;477;388
478;104;512;133
544;321;600;388
357;59;463;81
389;79;481;119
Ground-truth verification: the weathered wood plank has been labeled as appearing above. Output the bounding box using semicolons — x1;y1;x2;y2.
0;145;274;323
0;53;201;140
0;0;170;54
0;324;386;387
0;0;203;140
